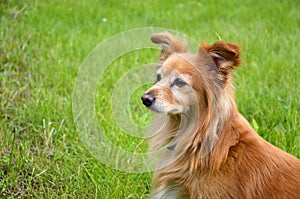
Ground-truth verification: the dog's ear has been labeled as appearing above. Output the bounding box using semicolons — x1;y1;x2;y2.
201;41;241;83
151;32;188;62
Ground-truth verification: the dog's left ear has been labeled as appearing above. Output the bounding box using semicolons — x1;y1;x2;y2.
201;41;241;83
151;32;188;63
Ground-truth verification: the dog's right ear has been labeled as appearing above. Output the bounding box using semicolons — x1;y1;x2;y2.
150;32;188;62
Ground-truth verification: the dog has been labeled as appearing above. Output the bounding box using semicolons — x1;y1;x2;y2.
141;32;300;199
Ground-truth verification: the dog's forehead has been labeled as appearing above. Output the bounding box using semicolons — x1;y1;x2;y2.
161;54;199;75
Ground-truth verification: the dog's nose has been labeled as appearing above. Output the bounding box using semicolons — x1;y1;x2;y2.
141;93;155;107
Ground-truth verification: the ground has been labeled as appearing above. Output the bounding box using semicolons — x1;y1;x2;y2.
1;0;299;198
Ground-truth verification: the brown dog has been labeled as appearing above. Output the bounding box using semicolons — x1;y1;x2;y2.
141;32;300;199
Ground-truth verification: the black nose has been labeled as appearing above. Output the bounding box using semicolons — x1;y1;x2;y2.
141;93;155;107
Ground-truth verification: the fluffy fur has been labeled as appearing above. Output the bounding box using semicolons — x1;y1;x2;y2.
141;32;300;199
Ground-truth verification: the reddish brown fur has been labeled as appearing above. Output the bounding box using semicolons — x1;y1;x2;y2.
146;32;300;199
150;86;179;106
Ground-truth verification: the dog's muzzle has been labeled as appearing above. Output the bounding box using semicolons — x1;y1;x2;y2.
141;93;155;107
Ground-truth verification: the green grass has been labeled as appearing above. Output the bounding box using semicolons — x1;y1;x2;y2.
1;0;300;198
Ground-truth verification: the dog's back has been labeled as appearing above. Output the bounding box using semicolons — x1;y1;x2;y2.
203;113;300;199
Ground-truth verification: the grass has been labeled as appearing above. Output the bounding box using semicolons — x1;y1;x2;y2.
1;0;300;198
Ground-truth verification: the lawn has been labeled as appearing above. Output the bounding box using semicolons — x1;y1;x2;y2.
1;0;300;198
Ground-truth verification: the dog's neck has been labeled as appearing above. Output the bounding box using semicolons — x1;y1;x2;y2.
149;86;243;198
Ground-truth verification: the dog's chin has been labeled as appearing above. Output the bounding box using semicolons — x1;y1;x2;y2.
149;105;182;116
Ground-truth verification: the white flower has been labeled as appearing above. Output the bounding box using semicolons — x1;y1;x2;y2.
102;18;108;23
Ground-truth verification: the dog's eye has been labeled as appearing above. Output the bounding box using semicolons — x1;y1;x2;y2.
156;74;161;82
174;78;187;87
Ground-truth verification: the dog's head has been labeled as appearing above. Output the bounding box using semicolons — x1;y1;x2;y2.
141;32;241;117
